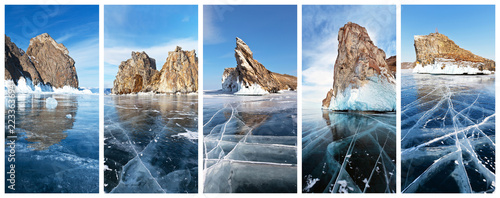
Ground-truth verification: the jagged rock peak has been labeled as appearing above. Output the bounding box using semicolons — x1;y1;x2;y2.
413;32;495;74
175;46;182;51
149;47;198;93
5;33;79;89
112;47;198;94
5;35;43;85
221;37;297;95
322;22;395;111
235;37;253;59
130;51;156;68
30;33;69;55
27;33;79;88
112;51;157;94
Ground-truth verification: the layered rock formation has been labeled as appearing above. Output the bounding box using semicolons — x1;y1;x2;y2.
149;46;198;93
413;33;495;74
386;55;396;76
112;52;158;94
27;33;78;88
111;46;198;94
322;22;396;111
221;37;297;95
5;33;79;89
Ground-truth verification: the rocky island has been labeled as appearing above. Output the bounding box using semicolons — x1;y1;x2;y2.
322;22;396;112
413;32;495;74
221;37;297;95
111;46;198;94
5;33;79;90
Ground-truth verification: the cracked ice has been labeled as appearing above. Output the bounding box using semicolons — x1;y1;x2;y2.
4;94;99;193
401;70;495;193
203;90;297;193
104;94;198;193
302;102;396;193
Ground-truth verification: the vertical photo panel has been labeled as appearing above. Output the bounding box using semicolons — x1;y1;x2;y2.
203;5;298;193
401;5;495;193
5;5;100;193
302;5;397;193
103;5;199;193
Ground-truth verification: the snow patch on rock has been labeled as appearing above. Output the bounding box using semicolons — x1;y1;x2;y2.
222;74;269;95
413;60;493;75
5;78;95;95
329;75;396;111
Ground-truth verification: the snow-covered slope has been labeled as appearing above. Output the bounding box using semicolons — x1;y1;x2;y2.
413;59;493;75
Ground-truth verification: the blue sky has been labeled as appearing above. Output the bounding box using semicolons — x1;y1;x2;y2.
5;5;99;88
104;5;198;88
302;5;396;105
204;5;297;90
402;5;495;62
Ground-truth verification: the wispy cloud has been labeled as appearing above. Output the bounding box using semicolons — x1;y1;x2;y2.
203;5;234;45
302;5;396;104
67;37;100;87
55;32;75;43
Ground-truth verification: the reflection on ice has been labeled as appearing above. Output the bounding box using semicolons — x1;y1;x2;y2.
302;108;396;193
4;93;99;193
203;91;297;193
401;70;495;193
104;94;198;193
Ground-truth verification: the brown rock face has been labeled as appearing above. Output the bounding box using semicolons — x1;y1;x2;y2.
414;33;495;71
112;47;198;94
26;33;78;88
322;89;333;109
5;35;43;85
112;51;158;94
222;67;238;92
222;37;297;93
149;46;198;93
5;33;78;88
322;22;395;111
385;55;397;76
401;62;416;69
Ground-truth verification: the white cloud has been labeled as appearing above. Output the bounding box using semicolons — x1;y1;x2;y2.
302;5;396;103
67;37;99;87
55;32;75;43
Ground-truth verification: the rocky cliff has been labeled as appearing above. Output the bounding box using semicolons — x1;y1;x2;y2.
221;37;297;95
26;33;78;88
413;33;495;74
5;35;43;85
5;33;79;90
386;55;396;77
322;22;396;111
149;46;198;93
112;46;198;94
112;51;158;94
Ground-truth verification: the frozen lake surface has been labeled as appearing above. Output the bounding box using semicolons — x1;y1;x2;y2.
104;94;198;193
4;93;99;193
203;91;297;193
302;102;396;193
401;70;495;193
